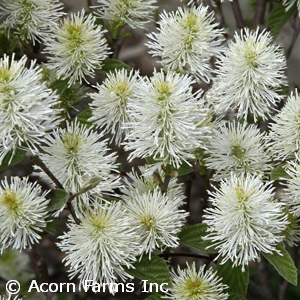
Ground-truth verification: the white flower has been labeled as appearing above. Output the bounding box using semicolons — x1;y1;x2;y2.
0;54;61;164
283;156;300;217
0;0;64;43
94;0;158;29
88;69;139;146
0;295;23;300
124;187;188;257
43;9;110;86
203;173;288;270
163;262;228;300
0;177;49;253
124;70;211;171
146;5;224;83
283;0;300;15
36;121;119;212
57;201;138;293
120;166;185;204
206;121;271;180
268;90;300;161
208;28;287;121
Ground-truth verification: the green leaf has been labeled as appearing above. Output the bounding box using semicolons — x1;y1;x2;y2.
47;189;69;212
125;254;172;288
270;164;290;180
216;260;249;297
267;2;297;38
229;293;247;300
262;244;298;286
0;148;26;172
44;220;58;235
176;162;194;176
80;176;102;193
178;223;217;254
97;58;131;74
76;109;94;128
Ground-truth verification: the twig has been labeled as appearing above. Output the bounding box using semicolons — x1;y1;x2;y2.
30;155;64;190
286;19;300;59
248;279;274;300
86;0;92;8
161;175;171;195
278;280;289;300
254;0;267;26
258;256;274;299
159;252;211;260
30;154;81;225
215;0;226;28
231;0;244;29
184;173;195;225
30;246;53;300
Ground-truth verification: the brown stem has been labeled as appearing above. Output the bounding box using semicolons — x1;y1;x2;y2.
161;175;171;195
231;0;244;29
30;155;64;190
248;279;274;300
286;20;300;60
184;173;195;225
254;0;267;26
215;0;226;28
30;155;81;225
159;252;211;260
278;280;289;300
258;256;274;299
30;247;53;300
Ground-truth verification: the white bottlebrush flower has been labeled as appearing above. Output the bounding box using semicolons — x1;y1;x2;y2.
57;201;138;293
124;187;188;257
283;156;300;217
206;121;271;180
203;173;288;270
124;70;212;171
94;0;158;29
283;0;300;15
0;54;60;164
120;166;185;204
146;5;224;83
88;69;139;146
0;177;49;253
208;28;287;121
0;0;64;43
0;295;23;300
43;9;110;86
36;121;119;212
268;90;300;161
164;262;228;300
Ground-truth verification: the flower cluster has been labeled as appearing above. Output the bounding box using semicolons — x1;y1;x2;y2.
0;0;64;43
35;120;119;213
0;54;60;164
43;10;110;85
204;174;288;270
88;69;139;146
208;28;287;121
147;5;224;82
164;262;228;300
94;0;158;29
268;90;300;161
124;69;211;171
206;121;271;180
0;177;49;253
